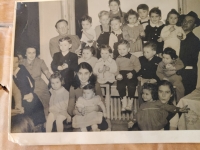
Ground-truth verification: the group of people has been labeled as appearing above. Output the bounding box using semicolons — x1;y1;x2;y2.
11;0;200;132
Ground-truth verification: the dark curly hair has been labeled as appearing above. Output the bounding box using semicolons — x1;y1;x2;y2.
143;41;157;52
137;4;149;11
149;7;161;17
163;47;178;60
125;9;139;24
99;44;112;53
82;46;96;56
117;39;130;48
166;9;181;26
80;15;92;23
83;84;96;93
142;83;158;100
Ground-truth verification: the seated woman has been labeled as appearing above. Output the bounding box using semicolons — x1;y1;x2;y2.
20;46;51;118
68;62;109;131
13;55;46;132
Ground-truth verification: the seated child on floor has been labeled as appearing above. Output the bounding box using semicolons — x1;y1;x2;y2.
128;82;189;130
115;40;141;111
72;84;107;132
156;47;185;102
94;44;117;84
78;46;98;69
46;72;71;132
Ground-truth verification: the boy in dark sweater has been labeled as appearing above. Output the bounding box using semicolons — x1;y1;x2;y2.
51;36;78;91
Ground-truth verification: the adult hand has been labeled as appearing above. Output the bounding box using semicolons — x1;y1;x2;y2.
177;33;183;40
24;93;33;102
127;72;133;79
179;105;190;113
62;63;68;69
75;49;82;57
157;37;163;42
11;108;23;116
57;66;63;71
116;74;123;80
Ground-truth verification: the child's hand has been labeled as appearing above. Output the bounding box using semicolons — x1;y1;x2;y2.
127;72;133;79
116;74;123;80
58;66;63;71
62;63;68;69
163;77;169;81
179;105;190;113
157;37;163;42
140;31;145;37
132;38;136;43
177;32;183;40
169;26;175;32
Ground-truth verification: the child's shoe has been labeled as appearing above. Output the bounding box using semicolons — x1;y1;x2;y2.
126;98;133;111
121;96;127;111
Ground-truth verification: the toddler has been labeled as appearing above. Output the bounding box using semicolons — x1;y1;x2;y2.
137;4;150;30
51;36;78;91
95;10;111;58
156;47;185;102
72;84;107;132
46;72;71;132
145;7;165;55
80;15;96;51
123;9;145;54
134;83;189;130
94;44;117;84
78;46;98;69
161;9;186;56
109;16;123;59
108;0;125;24
115;40;141;111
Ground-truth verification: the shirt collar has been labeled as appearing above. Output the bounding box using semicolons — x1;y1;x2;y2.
150;21;160;27
98;56;113;63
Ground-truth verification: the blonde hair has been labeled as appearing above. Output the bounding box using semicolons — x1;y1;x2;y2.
98;10;110;19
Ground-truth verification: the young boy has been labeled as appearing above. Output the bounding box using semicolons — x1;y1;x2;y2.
115;40;141;111
137;4;150;30
144;7;165;55
51;36;78;91
95;11;111;58
138;42;162;84
80;15;96;50
109;16;123;59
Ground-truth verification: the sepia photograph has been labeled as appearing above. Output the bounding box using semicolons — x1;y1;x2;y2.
9;0;200;145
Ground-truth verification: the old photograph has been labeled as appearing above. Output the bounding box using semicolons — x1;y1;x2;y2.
9;0;200;144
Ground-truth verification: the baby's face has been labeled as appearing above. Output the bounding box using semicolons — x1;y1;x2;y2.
111;20;121;31
59;40;71;52
82;20;92;30
51;78;62;90
100;15;110;25
118;44;130;56
138;9;148;20
143;47;156;60
168;14;178;25
162;54;173;65
101;49;110;60
142;89;153;102
83;89;95;100
127;15;138;24
150;13;161;24
82;49;92;60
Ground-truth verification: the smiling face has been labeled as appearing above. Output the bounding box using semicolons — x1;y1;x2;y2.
83;89;95;100
150;13;161;24
109;1;119;14
101;49;110;60
82;49;92;60
142;89;153;102
143;47;156;60
100;15;110;26
77;68;92;85
138;9;148;20
110;19;121;31
127;14;138;24
51;78;62;90
81;20;92;30
158;85;172;103
162;54;173;65
56;21;68;35
118;44;130;56
59;40;72;52
26;48;36;62
168;14;178;25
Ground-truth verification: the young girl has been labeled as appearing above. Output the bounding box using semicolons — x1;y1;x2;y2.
93;44;117;84
123;9;145;55
109;16;123;59
95;11;111;59
72;84;107;132
78;46;98;69
156;47;185;102
108;0;125;24
46;72;71;132
130;82;189;130
161;9;186;56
